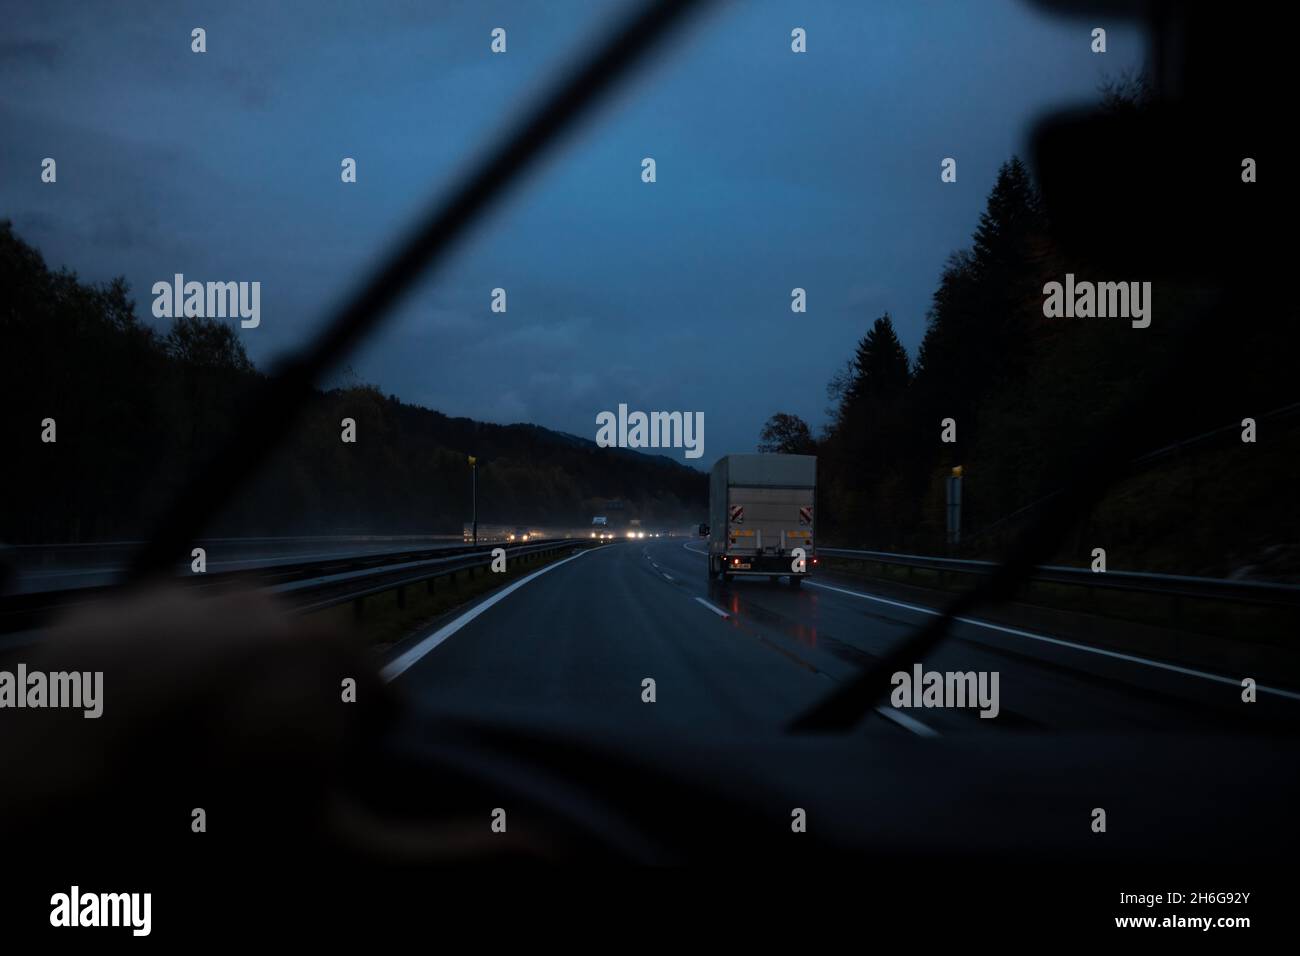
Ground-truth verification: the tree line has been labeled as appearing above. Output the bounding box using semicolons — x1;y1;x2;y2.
759;152;1295;577
0;221;705;544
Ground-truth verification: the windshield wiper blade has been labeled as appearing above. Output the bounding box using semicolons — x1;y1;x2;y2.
125;0;711;585
790;0;1280;733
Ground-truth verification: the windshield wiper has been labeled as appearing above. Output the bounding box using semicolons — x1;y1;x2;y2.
791;0;1279;732
125;0;712;585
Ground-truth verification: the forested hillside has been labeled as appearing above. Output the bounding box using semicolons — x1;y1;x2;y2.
0;221;705;543
762;153;1296;578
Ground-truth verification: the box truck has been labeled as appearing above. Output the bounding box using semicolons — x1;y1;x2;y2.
708;454;816;586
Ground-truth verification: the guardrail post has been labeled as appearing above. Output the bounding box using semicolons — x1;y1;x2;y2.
396;585;406;610
426;577;435;596
353;596;364;622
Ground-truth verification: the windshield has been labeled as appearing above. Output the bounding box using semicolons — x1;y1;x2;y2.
0;0;1290;933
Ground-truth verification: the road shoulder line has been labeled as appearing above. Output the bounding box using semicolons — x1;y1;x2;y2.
806;580;1300;702
874;706;940;737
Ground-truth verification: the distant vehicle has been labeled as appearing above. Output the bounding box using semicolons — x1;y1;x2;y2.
707;454;816;586
697;523;709;538
590;516;614;541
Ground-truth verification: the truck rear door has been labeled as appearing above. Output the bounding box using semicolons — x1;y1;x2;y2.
726;487;812;557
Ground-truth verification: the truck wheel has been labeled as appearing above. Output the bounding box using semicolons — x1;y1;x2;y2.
789;576;802;589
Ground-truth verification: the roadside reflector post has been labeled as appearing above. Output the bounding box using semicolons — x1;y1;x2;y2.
947;467;963;548
468;455;478;547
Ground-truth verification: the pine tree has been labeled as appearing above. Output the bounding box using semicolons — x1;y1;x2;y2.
914;157;1047;419
970;157;1042;280
846;313;911;407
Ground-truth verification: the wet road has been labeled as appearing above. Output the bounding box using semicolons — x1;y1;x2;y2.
383;538;1300;735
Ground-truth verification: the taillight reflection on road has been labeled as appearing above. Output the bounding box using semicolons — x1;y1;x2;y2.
793;623;817;649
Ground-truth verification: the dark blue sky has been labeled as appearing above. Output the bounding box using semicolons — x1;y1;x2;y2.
1;0;1141;465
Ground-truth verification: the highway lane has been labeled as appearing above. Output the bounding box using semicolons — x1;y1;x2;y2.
656;540;1299;733
385;541;833;735
386;539;1300;736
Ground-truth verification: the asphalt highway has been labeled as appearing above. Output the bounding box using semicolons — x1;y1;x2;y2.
382;538;1300;736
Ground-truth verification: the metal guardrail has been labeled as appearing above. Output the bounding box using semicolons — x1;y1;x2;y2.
4;535;473;572
818;547;1300;609
0;539;594;635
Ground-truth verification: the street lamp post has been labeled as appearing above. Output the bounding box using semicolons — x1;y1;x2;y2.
468;455;478;546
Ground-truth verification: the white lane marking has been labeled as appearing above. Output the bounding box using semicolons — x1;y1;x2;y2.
693;596;730;619
806;580;1300;701
381;548;593;682
874;706;940;738
683;543;708;555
